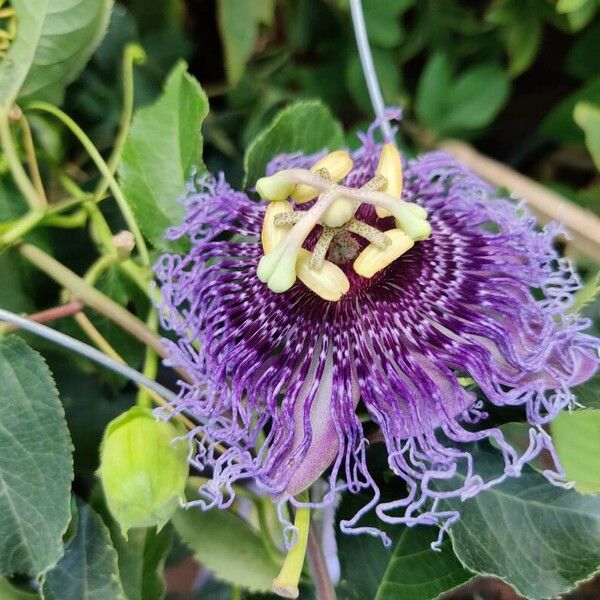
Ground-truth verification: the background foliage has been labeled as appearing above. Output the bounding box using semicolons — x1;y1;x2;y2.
0;0;600;599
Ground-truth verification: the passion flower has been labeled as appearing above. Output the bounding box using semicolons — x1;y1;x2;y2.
155;114;599;547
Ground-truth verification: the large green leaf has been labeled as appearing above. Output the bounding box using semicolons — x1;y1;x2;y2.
439;447;600;600
243;100;344;188
551;409;600;494
172;506;282;593
574;102;600;171
337;494;470;600
0;336;73;577
217;0;257;86
0;0;113;109
119;60;209;252
42;502;125;600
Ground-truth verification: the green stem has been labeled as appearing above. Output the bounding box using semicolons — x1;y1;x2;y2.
93;43;146;203
83;253;117;286
86;201;117;255
136;309;158;408
18;243;165;358
25;102;150;266
272;492;310;599
0;210;44;245
0;110;45;210
18;114;48;203
231;586;242;600
256;497;284;566
41;209;87;229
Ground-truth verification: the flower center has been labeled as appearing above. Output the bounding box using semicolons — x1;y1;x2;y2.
255;144;431;301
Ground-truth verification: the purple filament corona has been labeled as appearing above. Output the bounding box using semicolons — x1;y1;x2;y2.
154;115;599;547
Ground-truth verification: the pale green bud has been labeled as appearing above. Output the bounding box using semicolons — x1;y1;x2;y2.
98;406;189;536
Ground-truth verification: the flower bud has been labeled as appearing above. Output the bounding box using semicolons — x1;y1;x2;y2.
98;406;189;536
112;230;136;261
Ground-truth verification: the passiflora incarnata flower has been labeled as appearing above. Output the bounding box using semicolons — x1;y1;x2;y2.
155;114;599;547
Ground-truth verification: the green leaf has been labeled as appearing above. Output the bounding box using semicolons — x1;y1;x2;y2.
363;0;413;49
551;409;600;494
119;60;209;252
567;20;600;80
217;0;257;86
564;0;597;30
172;506;282;593
570;270;600;314
92;489;173;600
0;336;73;577
416;57;509;135
487;0;542;76
574;102;600;171
557;0;590;12
243;100;344;188
42;502;125;600
250;0;276;26
541;77;600;145
337;492;471;600
375;527;472;600
574;372;600;410
439;447;600;600
0;578;39;600
415;52;453;131
442;64;509;133
0;0;113;109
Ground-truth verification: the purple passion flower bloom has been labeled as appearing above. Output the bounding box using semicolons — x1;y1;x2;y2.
155;116;599;546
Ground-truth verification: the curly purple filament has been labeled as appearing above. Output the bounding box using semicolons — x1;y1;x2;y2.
155;114;599;547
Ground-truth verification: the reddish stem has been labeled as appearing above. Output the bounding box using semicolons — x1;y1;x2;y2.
1;301;82;333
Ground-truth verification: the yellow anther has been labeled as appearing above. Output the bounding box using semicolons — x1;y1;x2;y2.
262;201;293;253
321;197;356;228
256;171;296;202
296;249;350;301
353;229;414;278
291;150;353;204
375;143;403;218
